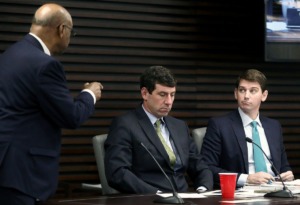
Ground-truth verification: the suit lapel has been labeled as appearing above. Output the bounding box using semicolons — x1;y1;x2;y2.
231;110;249;173
260;117;274;161
135;106;171;165
164;118;185;166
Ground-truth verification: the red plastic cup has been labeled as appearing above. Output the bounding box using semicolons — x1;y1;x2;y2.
219;173;237;199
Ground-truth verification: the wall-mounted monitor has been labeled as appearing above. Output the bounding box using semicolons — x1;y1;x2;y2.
265;0;300;61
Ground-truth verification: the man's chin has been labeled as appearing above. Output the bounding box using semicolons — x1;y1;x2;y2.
240;107;252;114
158;112;169;117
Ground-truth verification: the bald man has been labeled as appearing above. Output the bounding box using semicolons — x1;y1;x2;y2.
0;4;103;204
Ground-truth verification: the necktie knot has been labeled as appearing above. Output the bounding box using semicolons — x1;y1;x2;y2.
251;121;257;128
155;119;162;128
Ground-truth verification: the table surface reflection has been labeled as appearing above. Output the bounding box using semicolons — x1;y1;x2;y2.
41;193;300;205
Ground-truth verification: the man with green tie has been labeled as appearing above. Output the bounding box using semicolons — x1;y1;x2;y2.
201;69;294;188
104;65;213;194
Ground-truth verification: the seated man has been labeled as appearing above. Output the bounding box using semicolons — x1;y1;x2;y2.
201;69;294;188
104;65;213;194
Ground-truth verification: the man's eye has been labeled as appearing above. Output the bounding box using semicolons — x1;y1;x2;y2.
250;89;258;94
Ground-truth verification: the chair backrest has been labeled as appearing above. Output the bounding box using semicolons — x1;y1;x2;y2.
92;134;119;195
191;127;207;152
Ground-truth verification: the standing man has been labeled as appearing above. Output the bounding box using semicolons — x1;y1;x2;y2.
105;66;213;194
0;3;103;204
201;69;294;188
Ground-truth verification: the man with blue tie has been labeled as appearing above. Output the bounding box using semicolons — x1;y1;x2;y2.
201;69;294;188
105;66;213;194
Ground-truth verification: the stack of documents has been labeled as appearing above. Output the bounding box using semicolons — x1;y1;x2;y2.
242;179;300;195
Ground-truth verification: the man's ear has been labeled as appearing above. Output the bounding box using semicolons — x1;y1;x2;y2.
57;24;64;38
234;88;238;100
262;90;268;102
141;87;148;100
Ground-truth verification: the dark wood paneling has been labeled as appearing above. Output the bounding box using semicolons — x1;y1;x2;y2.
0;0;299;198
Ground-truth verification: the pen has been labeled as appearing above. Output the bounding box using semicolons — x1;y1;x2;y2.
267;176;280;184
274;176;280;181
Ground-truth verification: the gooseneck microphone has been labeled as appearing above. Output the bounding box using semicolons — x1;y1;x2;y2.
140;142;185;204
245;137;294;198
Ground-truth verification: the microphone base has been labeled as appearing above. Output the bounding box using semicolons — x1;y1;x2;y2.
264;189;294;198
154;196;185;204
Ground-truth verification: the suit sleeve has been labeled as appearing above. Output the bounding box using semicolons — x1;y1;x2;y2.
37;60;95;129
271;120;292;174
200;118;240;187
104;116;158;194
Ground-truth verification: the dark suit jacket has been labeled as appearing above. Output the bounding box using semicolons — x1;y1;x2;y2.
104;105;213;194
200;110;292;188
0;34;95;200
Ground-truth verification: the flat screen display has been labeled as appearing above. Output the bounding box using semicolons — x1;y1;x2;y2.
265;0;300;61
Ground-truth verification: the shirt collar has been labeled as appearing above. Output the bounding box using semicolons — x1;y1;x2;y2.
29;33;51;56
142;105;164;125
238;107;261;127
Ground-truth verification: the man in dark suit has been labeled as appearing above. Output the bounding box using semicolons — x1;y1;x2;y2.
0;3;103;205
201;69;294;188
104;66;213;194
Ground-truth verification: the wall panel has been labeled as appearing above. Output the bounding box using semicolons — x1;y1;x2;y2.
0;0;299;198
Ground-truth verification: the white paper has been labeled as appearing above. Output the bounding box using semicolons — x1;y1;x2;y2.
156;193;206;198
221;198;270;203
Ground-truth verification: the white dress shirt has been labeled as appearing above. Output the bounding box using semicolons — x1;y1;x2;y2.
237;108;275;186
142;105;207;192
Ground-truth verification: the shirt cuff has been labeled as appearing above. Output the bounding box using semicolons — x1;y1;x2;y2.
237;173;248;187
82;89;96;104
196;186;207;193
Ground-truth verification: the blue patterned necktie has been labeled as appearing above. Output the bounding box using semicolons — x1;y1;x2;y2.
155;119;176;167
251;121;267;173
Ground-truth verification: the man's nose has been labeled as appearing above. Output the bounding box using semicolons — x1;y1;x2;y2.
244;90;250;99
165;95;173;104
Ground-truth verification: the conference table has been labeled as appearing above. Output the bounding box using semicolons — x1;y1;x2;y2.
42;193;300;205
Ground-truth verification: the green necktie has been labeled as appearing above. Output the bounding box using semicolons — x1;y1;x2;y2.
155;119;176;167
251;121;267;173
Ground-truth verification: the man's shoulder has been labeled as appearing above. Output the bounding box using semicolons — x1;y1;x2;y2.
209;110;237;122
164;115;185;125
7;35;54;63
111;108;139;123
260;114;280;125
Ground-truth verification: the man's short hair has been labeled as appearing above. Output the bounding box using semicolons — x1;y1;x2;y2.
140;65;177;94
235;69;267;91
